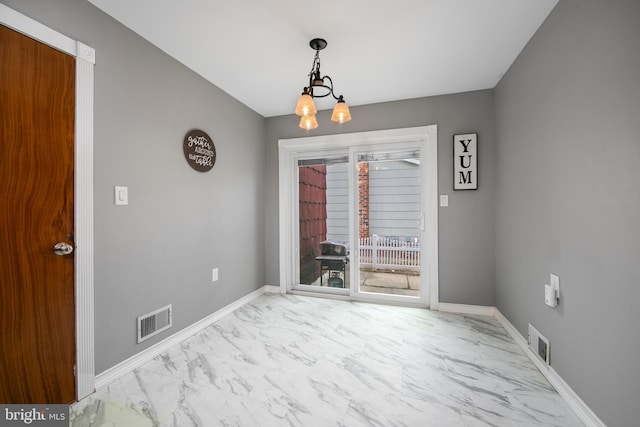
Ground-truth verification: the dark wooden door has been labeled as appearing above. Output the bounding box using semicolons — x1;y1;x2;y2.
0;24;76;404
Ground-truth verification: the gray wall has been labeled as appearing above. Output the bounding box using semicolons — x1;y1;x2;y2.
494;1;640;425
266;90;497;305
2;0;266;374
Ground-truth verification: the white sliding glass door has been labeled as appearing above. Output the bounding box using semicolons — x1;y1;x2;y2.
278;126;439;308
353;149;423;302
294;154;350;296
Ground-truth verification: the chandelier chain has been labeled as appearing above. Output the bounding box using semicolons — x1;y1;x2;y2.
309;50;321;78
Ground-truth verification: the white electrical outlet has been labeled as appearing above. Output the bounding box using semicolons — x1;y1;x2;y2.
545;273;560;307
550;273;560;302
212;268;219;282
545;284;557;307
550;274;559;294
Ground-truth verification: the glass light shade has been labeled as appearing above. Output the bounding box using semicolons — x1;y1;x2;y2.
295;93;317;117
331;100;351;123
299;114;318;130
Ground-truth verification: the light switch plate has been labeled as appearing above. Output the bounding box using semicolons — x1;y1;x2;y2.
115;186;128;205
440;195;449;207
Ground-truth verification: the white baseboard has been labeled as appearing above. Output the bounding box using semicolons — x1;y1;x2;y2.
438;302;497;317
94;285;269;391
494;310;606;427
263;285;281;293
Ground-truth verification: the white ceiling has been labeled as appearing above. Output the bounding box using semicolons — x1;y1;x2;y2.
87;0;558;118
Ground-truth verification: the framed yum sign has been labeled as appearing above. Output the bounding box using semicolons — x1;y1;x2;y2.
453;133;477;190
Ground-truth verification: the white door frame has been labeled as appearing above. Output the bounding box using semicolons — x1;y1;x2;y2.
1;4;96;400
278;126;439;309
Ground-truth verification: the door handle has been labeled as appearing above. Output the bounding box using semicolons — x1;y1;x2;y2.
52;242;74;256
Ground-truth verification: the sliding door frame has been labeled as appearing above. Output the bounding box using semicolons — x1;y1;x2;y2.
291;149;351;296
278;125;439;309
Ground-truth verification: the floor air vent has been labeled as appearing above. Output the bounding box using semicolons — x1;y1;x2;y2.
137;304;172;343
528;323;550;365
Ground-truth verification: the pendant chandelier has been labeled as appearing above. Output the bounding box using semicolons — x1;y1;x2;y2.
295;38;351;130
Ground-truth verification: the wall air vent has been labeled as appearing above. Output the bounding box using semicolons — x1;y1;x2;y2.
528;323;550;365
137;304;172;343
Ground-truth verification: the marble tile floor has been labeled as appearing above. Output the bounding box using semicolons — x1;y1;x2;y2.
70;293;584;427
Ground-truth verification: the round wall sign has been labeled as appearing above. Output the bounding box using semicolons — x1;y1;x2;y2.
183;129;216;172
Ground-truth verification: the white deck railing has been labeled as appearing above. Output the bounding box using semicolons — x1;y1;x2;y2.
359;235;420;271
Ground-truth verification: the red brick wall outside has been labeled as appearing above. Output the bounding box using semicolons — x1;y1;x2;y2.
358;162;369;238
298;165;327;284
